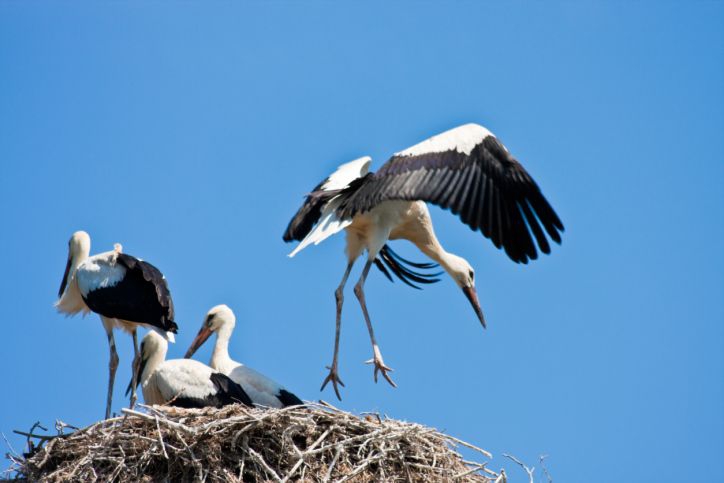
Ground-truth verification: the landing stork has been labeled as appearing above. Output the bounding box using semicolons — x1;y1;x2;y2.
56;231;178;418
184;305;303;408
283;123;564;399
128;331;253;408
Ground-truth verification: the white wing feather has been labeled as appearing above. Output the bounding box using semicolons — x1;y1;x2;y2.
227;365;286;408
288;156;372;257
321;156;372;191
76;251;127;297
155;359;217;402
395;123;494;157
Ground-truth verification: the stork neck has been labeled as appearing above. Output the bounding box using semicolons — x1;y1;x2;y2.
141;341;167;384
56;246;91;314
71;245;90;270
211;325;234;371
416;240;463;280
415;237;446;268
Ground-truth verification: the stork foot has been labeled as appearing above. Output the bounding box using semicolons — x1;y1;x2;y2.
365;348;397;388
320;364;345;400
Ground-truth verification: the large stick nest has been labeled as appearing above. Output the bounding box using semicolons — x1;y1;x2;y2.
9;402;501;482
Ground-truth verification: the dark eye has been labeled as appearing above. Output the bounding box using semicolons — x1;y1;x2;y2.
206;315;215;326
468;270;474;280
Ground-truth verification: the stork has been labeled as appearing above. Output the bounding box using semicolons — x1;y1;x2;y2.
127;331;253;408
56;231;178;419
283;123;564;399
184;305;303;408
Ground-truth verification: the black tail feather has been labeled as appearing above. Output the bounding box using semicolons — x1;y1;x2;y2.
374;245;442;289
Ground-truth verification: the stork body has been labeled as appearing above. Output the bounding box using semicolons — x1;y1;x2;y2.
56;231;178;418
184;305;303;408
284;123;564;398
131;331;253;408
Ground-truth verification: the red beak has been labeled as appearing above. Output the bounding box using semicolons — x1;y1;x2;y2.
462;286;486;329
184;324;214;359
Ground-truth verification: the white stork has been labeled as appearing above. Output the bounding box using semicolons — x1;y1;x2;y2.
127;331;253;408
283;123;564;398
56;230;178;418
184;305;304;408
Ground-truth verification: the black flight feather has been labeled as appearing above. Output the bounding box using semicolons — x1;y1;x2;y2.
276;389;304;407
374;245;441;289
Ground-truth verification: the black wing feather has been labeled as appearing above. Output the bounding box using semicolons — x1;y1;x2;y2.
209;373;254;407
374;245;442;289
282;178;335;242
276;389;304;407
338;131;563;263
83;254;177;334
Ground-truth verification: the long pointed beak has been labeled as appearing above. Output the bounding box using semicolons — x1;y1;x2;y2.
58;255;72;298
125;351;147;397
184;325;213;359
462;286;486;329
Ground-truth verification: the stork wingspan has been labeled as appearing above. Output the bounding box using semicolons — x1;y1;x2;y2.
337;124;564;263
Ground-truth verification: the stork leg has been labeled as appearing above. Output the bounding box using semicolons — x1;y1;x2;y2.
102;319;119;420
321;261;354;400
354;259;397;388
129;329;140;410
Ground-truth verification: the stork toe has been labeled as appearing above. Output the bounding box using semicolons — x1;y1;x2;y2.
365;357;397;388
320;365;345;400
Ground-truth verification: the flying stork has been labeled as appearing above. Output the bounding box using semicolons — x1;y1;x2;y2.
184;305;304;408
56;230;178;419
283;123;564;399
127;331;253;408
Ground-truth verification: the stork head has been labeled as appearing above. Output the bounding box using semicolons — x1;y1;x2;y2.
58;231;91;298
184;304;236;359
443;253;486;329
126;330;167;396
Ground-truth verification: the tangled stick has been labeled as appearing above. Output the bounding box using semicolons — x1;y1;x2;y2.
11;402;501;482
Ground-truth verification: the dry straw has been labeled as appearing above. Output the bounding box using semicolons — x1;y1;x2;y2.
9;402;503;482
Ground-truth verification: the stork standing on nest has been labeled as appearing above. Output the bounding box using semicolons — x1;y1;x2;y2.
56;231;178;418
283;123;564;399
184;304;303;408
127;331;253;408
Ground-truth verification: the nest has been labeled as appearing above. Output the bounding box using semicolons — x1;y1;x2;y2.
8;402;501;482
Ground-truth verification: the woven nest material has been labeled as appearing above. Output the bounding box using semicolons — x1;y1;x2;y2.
8;402;501;482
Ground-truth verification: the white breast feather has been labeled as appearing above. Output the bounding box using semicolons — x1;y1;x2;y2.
76;251;127;297
395;123;493;157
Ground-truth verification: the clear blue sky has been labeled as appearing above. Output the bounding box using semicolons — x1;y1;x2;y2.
1;2;722;481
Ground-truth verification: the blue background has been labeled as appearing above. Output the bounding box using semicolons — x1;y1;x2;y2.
1;2;722;481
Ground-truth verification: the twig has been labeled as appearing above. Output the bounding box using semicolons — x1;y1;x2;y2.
323;445;343;483
282;427;333;482
502;453;534;483
121;407;196;435
540;454;553;483
12;430;69;442
154;416;169;459
337;453;385;483
248;447;282;482
446;434;494;459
